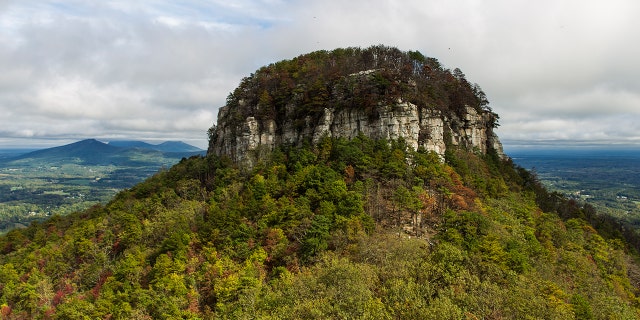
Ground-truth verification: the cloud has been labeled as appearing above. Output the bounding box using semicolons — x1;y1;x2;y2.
0;0;638;149
0;1;243;148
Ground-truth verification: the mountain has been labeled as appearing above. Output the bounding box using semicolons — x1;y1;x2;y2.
106;140;155;149
209;45;503;168
12;139;124;164
0;148;39;160
7;139;204;165
0;139;205;234
1;46;639;319
155;141;204;153
108;140;203;153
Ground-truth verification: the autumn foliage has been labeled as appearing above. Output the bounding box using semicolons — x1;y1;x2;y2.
0;135;639;318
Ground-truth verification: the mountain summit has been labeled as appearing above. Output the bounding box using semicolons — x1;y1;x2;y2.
13;139;121;164
208;45;504;167
108;140;203;153
2;46;638;319
10;139;204;165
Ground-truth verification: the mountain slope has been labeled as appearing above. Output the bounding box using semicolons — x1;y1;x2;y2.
6;139;204;166
108;140;203;153
0;139;206;234
14;139;122;162
106;140;155;149
208;45;503;168
1;138;638;318
155;141;203;153
0;46;638;318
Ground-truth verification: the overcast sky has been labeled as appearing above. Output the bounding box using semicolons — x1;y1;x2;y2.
1;0;638;150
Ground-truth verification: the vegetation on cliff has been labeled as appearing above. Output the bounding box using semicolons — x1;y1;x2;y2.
1;136;639;318
1;46;638;318
209;45;497;151
0;140;204;235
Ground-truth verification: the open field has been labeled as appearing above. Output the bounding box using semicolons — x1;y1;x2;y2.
0;145;203;234
509;148;640;228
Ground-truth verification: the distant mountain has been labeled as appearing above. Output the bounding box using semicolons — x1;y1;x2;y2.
3;46;640;319
6;139;204;165
108;140;203;153
107;140;155;149
13;139;123;164
154;141;203;153
208;45;503;169
0;148;39;160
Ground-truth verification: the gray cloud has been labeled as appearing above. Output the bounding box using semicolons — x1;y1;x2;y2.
0;0;638;150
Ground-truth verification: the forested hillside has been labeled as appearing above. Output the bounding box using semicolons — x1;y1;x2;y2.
217;45;491;121
1;45;639;318
208;45;501;167
1;136;639;319
0;140;205;235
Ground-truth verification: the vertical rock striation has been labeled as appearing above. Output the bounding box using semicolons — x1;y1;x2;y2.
209;100;504;168
207;46;505;168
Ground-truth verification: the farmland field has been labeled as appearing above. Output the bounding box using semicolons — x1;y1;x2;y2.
509;148;640;228
0;143;204;234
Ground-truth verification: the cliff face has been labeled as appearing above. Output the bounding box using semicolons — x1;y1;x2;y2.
207;46;504;167
210;100;504;168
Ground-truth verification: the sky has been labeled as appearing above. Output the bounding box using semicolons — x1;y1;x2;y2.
0;0;639;151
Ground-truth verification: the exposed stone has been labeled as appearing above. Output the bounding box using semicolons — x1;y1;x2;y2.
209;99;504;168
207;46;507;168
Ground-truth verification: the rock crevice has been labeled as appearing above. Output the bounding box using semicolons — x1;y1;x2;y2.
206;46;505;168
209;100;504;168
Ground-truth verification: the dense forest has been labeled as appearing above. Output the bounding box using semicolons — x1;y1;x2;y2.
0;140;203;235
2;46;639;318
1;136;639;319
209;45;496;151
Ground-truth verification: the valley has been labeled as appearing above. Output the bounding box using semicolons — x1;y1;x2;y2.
509;147;640;228
0;140;204;233
1;46;638;319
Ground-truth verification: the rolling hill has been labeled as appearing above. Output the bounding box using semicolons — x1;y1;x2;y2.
1;46;639;319
0;139;206;234
6;139;204;166
107;140;203;153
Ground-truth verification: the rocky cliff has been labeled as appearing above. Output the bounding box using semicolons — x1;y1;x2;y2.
208;46;504;167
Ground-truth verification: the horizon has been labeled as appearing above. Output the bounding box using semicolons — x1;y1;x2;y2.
2;137;640;156
502;140;640;154
0;137;207;151
1;1;638;152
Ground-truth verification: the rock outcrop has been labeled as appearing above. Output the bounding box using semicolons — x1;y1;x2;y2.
210;100;503;168
207;46;504;168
